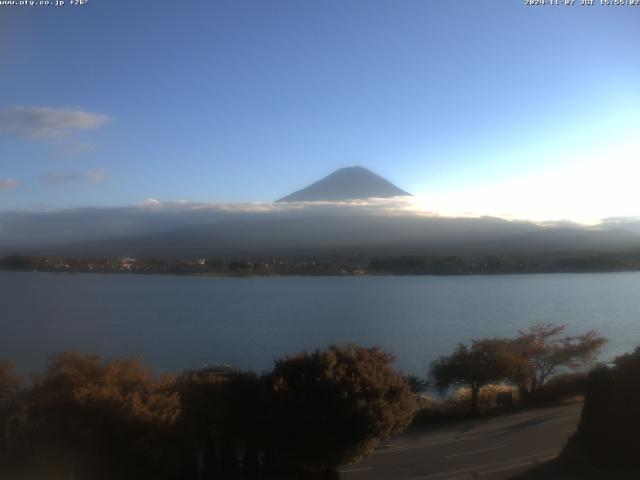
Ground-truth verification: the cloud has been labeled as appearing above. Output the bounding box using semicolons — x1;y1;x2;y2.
45;169;106;184
0;199;428;248
133;197;419;216
0;106;110;139
0;178;19;190
0;199;634;255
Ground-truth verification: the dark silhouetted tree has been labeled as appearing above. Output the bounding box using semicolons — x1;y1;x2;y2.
562;346;640;471
512;323;606;397
431;339;525;415
0;360;23;471
0;255;37;271
0;360;21;402
267;344;416;476
405;375;429;393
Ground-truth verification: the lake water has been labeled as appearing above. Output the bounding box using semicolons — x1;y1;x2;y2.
2;271;640;377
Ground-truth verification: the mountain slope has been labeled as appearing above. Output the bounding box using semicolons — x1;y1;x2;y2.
27;213;640;259
276;166;411;202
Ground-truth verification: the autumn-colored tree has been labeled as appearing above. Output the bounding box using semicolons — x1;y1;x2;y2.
0;360;23;469
22;352;181;480
267;344;417;475
0;360;21;402
431;339;525;415
512;323;607;397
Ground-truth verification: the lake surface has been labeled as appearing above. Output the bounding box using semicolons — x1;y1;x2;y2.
2;271;640;377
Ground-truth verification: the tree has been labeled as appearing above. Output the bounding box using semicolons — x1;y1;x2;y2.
0;360;23;470
405;375;430;394
431;339;525;415
0;360;21;402
512;323;607;397
22;352;181;479
268;344;417;475
0;255;37;271
563;346;640;469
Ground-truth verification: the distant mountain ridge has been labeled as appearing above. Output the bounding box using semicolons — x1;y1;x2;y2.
276;166;411;202
15;213;640;260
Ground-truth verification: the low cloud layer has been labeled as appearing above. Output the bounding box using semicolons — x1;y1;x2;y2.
3;194;640;252
0;106;110;139
0;198;422;249
1;199;638;258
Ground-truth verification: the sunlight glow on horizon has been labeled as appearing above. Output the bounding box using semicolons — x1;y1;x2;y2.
407;141;640;225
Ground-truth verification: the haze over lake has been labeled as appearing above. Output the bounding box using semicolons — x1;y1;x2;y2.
3;271;640;377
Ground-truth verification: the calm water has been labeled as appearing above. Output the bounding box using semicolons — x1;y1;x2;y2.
2;271;640;376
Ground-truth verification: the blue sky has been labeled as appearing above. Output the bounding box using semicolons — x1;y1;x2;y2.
1;0;639;220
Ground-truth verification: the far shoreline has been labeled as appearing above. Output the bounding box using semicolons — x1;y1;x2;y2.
2;268;640;278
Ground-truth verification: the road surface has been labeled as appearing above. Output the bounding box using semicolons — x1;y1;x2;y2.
339;402;582;480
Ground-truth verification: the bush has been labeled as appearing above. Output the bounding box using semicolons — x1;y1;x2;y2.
3;353;181;480
411;395;451;425
1;345;418;479
268;344;417;473
450;384;520;414
528;373;588;404
411;384;520;427
562;347;640;471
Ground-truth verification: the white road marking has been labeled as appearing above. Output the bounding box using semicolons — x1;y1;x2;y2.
339;466;373;474
374;433;487;455
477;453;557;476
341;407;580;478
376;407;581;456
405;449;560;480
541;413;581;425
444;444;509;459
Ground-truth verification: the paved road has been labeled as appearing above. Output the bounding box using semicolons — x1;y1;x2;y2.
339;403;582;480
